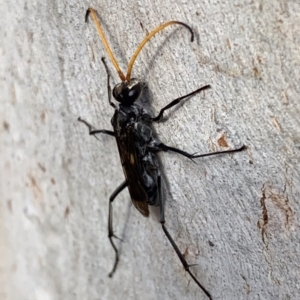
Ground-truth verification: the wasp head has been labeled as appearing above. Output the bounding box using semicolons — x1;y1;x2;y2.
113;79;144;105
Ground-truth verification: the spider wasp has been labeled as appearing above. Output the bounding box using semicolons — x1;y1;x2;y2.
79;8;245;299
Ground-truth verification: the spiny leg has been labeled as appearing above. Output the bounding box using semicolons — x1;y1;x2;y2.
151;85;211;122
78;57;116;137
101;57;117;109
154;143;246;162
157;175;213;300
108;180;127;277
78;117;115;137
191;145;246;158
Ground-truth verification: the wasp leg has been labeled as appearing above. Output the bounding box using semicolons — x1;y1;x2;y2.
101;57;117;109
78;117;115;137
157;175;213;300
153;143;246;162
108;180;128;277
151;85;211;122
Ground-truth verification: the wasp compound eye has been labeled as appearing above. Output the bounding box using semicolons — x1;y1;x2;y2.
112;79;144;105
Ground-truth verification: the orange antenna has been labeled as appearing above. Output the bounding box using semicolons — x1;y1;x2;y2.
125;21;194;81
86;8;126;81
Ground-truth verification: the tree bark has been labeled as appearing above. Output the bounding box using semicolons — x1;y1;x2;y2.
1;1;299;299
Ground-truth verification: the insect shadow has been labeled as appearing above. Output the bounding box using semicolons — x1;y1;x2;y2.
79;8;246;300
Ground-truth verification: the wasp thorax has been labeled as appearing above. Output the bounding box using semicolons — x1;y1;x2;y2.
113;78;144;105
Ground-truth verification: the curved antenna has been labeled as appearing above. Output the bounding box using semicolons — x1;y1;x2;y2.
86;8;126;81
125;21;194;81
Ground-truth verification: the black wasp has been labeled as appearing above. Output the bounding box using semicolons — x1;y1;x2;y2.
79;8;245;300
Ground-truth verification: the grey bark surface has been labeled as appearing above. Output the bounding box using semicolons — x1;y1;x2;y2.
1;1;299;300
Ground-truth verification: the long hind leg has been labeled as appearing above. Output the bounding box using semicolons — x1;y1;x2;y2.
108;180;127;277
157;175;213;300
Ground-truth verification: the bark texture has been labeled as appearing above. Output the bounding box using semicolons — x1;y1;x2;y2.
1;1;299;299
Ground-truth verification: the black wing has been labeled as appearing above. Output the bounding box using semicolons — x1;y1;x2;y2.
115;125;149;217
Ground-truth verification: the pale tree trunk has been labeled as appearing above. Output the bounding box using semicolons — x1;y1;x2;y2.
1;1;299;300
